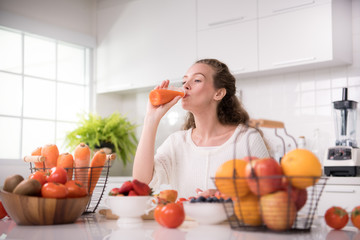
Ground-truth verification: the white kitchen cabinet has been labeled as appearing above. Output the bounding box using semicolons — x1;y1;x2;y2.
197;0;257;31
258;0;352;72
317;177;360;216
258;0;331;18
96;0;197;93
197;20;258;74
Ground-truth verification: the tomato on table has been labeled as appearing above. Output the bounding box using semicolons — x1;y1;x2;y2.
65;180;87;198
351;206;360;230
47;167;67;184
325;206;349;230
154;202;185;228
29;171;47;186
41;182;68;198
0;201;8;219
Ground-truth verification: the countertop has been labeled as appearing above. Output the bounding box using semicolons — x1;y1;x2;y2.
1;213;359;240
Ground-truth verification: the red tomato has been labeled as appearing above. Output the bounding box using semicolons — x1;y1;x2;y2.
154;203;185;228
65;180;87;198
0;201;8;219
41;182;68;198
47;167;67;184
351;206;360;230
29;171;47;186
325;206;349;230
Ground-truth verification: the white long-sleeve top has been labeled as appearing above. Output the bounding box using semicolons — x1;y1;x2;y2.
149;124;270;198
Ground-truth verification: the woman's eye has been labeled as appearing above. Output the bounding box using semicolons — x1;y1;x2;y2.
182;81;186;85
195;79;201;82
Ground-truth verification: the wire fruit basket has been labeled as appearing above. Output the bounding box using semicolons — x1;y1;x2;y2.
213;119;327;232
25;154;115;214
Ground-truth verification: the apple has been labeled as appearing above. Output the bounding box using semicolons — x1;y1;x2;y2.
294;188;307;211
245;158;283;196
243;156;258;162
158;189;178;203
260;191;297;231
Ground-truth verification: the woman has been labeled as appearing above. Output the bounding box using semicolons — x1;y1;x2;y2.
132;59;269;198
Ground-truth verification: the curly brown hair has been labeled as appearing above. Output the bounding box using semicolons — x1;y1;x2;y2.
183;59;250;130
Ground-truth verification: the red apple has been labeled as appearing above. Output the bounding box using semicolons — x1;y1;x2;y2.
245;158;283;196
294;188;307;211
260;191;297;231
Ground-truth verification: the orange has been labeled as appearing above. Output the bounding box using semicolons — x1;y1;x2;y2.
215;159;249;198
234;192;262;226
281;149;322;189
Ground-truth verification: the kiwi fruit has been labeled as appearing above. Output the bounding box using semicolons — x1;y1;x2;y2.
3;174;24;192
13;179;42;196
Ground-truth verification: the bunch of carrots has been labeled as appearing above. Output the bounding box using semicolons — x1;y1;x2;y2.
29;143;108;195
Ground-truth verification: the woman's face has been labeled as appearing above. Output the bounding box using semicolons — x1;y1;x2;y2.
181;63;218;111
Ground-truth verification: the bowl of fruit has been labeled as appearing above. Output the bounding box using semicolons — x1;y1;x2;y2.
0;169;90;225
104;179;155;227
183;196;233;225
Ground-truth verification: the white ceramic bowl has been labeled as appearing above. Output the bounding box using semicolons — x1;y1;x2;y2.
183;202;232;225
104;196;154;227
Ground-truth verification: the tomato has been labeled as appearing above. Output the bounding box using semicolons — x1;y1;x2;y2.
351;206;360;230
47;167;67;184
29;171;47;186
65;180;87;198
41;182;68;198
0;201;8;219
154;202;185;228
325;206;349;230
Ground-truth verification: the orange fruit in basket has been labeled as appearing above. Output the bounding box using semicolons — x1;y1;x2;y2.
234;192;262;226
215;159;249;198
281;149;322;189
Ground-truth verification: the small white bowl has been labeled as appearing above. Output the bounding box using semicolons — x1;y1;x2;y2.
183;202;231;225
104;196;154;228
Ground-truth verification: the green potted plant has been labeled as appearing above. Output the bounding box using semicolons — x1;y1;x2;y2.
64;112;138;166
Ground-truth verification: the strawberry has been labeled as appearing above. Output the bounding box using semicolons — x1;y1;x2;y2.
118;181;133;195
128;190;138;196
132;179;152;196
109;188;120;196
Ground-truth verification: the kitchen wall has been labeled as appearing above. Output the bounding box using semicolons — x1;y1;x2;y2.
97;0;360;176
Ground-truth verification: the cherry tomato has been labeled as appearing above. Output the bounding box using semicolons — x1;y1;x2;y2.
154;202;185;228
29;171;47;186
0;201;8;219
41;182;68;198
325;206;349;230
351;206;360;230
47;167;67;184
65;180;87;198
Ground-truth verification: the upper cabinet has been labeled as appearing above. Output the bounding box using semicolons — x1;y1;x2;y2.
258;0;331;17
96;0;197;93
197;0;257;31
258;0;352;72
96;0;352;93
196;0;258;74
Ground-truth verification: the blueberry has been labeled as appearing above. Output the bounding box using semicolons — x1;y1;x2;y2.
219;198;224;203
206;197;213;203
225;198;233;203
197;196;207;202
190;198;197;203
212;197;219;203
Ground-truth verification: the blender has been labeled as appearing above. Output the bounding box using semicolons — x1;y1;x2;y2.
324;88;360;176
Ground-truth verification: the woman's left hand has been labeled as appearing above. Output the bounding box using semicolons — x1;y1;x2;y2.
195;188;218;198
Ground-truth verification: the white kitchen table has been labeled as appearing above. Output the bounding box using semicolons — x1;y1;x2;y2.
1;213;359;240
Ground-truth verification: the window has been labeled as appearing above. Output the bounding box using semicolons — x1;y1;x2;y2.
0;26;92;160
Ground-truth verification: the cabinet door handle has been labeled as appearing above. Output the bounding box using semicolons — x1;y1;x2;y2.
325;190;355;193
273;1;316;13
273;57;316;66
208;17;244;27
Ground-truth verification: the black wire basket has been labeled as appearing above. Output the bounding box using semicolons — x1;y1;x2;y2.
212;119;327;232
25;154;115;214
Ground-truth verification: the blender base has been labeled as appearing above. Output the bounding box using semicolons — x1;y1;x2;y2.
324;166;360;177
